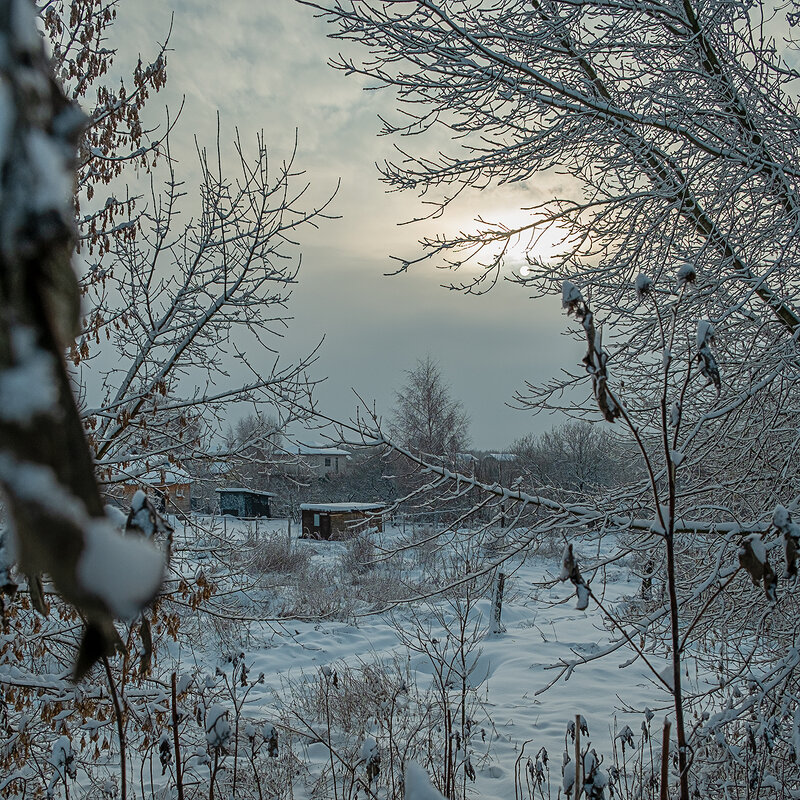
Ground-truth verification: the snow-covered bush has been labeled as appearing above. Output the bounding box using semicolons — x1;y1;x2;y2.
341;532;376;576
280;654;483;800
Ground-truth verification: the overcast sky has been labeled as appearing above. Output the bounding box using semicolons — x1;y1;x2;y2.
113;0;583;449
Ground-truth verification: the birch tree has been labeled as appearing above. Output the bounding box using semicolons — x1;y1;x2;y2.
391;355;469;460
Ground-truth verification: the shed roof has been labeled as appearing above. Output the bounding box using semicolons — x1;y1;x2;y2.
217;488;276;497
300;502;385;513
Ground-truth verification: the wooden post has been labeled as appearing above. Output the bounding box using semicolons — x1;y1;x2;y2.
575;714;581;799
660;719;672;800
491;572;506;634
171;672;185;800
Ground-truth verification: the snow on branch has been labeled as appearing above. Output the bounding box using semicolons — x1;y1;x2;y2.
559;543;590;610
342;416;767;537
0;0;164;679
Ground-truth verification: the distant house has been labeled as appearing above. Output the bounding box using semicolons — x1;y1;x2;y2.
486;452;515;463
114;466;193;515
217;488;275;518
481;452;516;481
300;502;385;540
288;443;351;477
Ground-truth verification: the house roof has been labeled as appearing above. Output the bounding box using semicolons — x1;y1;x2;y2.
217;488;276;497
300;502;385;513
486;452;515;462
290;442;351;457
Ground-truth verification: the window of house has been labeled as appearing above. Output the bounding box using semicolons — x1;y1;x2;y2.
176;488;184;498
313;513;320;527
335;457;339;472
324;457;331;467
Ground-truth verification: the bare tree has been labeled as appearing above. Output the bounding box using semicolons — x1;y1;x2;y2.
511;421;637;493
34;2;333;493
296;1;800;796
79;132;331;488
391;355;470;461
221;411;284;488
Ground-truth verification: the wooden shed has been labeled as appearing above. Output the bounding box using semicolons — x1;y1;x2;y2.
217;488;274;518
300;503;385;540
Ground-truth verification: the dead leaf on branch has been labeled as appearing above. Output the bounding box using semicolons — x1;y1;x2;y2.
562;281;621;423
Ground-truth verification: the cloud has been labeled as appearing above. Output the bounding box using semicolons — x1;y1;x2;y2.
103;0;574;447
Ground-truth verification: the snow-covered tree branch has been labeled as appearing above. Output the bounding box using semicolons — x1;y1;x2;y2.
0;0;164;679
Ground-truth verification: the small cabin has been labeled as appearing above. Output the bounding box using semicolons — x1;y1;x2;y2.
480;452;516;482
300;502;385;540
217;488;275;518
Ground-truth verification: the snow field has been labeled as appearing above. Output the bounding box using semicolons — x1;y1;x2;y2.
165;515;668;799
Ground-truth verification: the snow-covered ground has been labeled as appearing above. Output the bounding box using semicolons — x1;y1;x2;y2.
168;515;669;799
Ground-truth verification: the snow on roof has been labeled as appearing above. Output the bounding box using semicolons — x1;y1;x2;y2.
300;502;386;513
216;488;276;497
487;452;515;462
291;442;351;457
